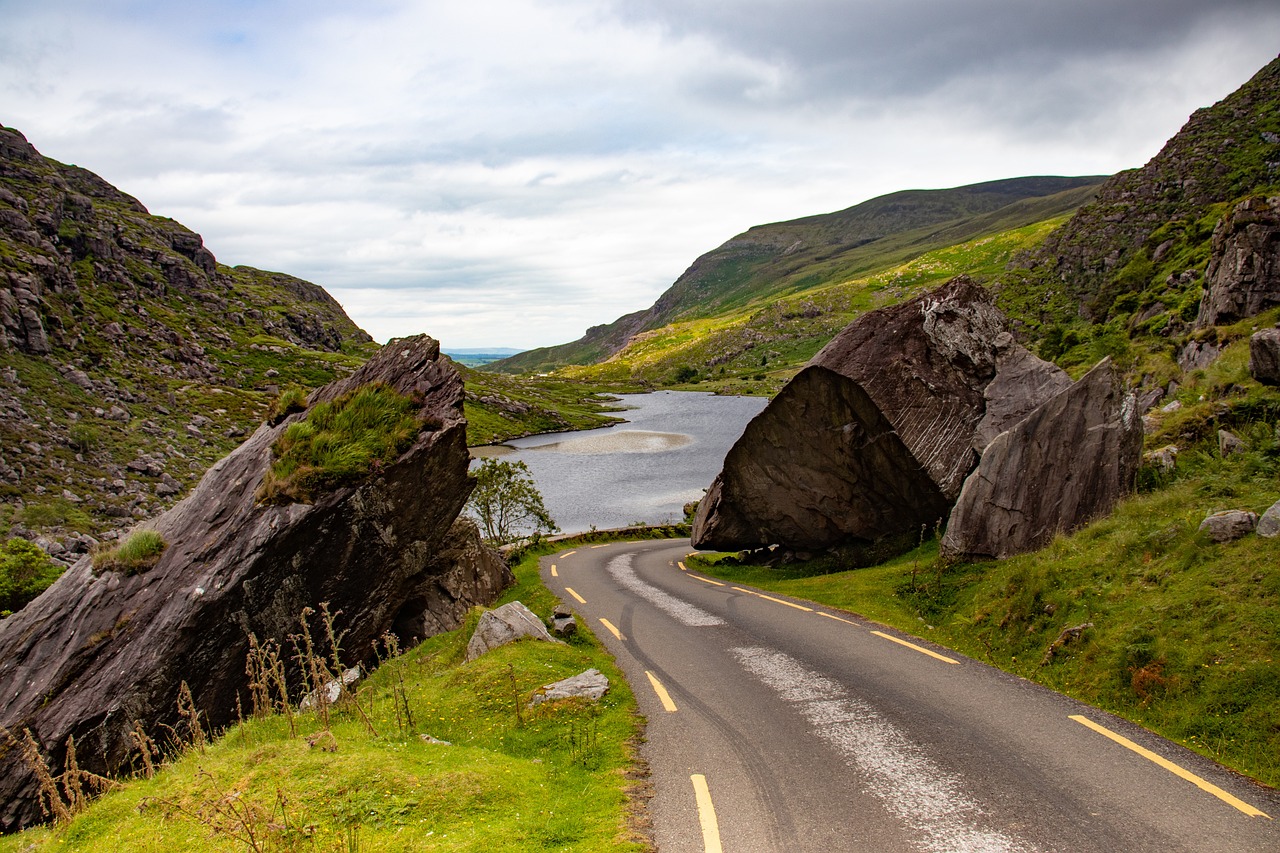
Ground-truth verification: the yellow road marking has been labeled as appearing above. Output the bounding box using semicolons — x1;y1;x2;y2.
599;618;625;641
591;543;609;548
732;586;813;612
564;587;587;604
560;549;577;557
678;561;688;571
870;630;959;665
818;611;860;627
691;774;723;853
646;671;678;712
550;564;558;577
1070;715;1271;819
691;575;726;587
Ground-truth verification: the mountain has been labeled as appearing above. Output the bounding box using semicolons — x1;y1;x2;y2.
0;126;376;552
489;176;1105;375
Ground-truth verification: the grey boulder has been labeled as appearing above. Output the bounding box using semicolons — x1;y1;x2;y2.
465;601;560;662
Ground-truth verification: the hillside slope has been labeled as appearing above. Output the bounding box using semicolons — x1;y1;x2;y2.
490;176;1104;374
0;126;378;552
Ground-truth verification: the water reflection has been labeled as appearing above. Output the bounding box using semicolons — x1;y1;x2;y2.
469;391;767;534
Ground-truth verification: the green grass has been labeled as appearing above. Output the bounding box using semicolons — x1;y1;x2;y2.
91;529;166;576
0;546;649;853
257;383;427;505
689;444;1280;788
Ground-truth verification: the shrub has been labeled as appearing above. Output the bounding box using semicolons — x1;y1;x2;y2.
0;538;64;615
257;382;423;505
92;529;167;576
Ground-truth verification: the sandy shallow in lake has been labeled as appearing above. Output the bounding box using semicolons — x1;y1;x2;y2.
471;430;692;458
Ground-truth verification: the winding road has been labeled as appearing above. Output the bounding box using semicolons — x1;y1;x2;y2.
542;538;1279;852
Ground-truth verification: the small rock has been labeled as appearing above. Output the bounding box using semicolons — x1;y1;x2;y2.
551;613;577;638
529;668;610;707
419;733;452;746
1198;510;1259;543
299;666;362;710
1257;500;1280;539
1160;400;1183;414
1143;445;1178;472
105;405;130;422
1218;429;1247;456
465;601;561;662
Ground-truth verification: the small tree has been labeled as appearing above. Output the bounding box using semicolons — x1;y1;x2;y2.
466;459;558;545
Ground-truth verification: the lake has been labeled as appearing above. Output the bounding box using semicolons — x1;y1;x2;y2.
471;390;768;534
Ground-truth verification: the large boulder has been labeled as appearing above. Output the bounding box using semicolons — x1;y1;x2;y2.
0;335;510;831
810;276;1070;498
691;366;951;552
692;278;1068;553
1195;195;1280;328
940;359;1143;559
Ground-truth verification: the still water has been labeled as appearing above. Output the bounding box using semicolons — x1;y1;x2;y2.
472;391;767;534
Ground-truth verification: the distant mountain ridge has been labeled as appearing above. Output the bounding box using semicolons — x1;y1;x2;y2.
490;176;1105;374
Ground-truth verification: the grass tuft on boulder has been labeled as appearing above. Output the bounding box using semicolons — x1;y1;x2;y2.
91;529;166;576
256;382;425;505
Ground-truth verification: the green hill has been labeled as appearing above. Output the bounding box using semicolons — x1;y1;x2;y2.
489;176;1104;376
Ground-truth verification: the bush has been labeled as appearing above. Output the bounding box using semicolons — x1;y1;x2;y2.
0;538;64;615
92;529;167;576
257;382;424;505
466;458;558;545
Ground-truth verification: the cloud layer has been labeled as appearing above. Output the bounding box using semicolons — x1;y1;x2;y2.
2;1;1276;347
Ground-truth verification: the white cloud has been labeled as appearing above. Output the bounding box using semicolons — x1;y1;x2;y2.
1;0;1276;348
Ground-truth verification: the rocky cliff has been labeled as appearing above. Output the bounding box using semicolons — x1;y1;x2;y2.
0;335;511;831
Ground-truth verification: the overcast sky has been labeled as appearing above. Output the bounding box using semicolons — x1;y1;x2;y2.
2;2;1277;349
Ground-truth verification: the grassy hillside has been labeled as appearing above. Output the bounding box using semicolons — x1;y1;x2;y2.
556;215;1070;393
0;542;651;853
490;178;1103;375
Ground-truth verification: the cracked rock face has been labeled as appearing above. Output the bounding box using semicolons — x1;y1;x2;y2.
940;358;1143;560
1195;195;1280;328
692;278;1069;554
0;335;510;831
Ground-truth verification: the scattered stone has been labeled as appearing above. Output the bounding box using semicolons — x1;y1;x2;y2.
419;733;452;746
105;404;130;422
529;668;610;707
184;423;203;438
1198;509;1259;543
1249;328;1280;386
1161;400;1183;413
1257;500;1280;538
300;666;362;710
1143;445;1179;472
551;604;577;638
1218;429;1247;456
465;600;560;662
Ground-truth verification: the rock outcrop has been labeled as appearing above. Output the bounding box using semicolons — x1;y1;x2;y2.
1195;195;1280;327
0;335;509;831
465;601;560;662
940;359;1143;559
692;278;1069;553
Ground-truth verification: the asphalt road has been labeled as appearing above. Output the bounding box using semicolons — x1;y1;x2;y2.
541;538;1280;853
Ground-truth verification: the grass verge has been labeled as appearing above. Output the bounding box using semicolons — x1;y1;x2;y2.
0;547;650;852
